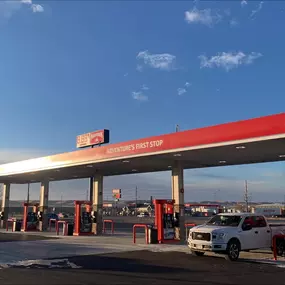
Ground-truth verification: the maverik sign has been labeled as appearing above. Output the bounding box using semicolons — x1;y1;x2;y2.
76;129;110;148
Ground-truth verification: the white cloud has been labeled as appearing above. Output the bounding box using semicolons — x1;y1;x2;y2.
224;8;231;16
177;82;192;96
250;1;264;19
230;18;238;27
136;65;143;72
177;88;187;96
136;50;176;71
31;4;44;13
141;84;149;91
131;91;148;102
21;0;32;4
123;73;128;77
199;51;262;71
184;7;222;27
241;0;248;7
0;0;44;19
132;84;150;101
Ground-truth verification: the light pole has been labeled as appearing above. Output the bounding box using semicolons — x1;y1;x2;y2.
27;183;30;204
60;194;63;213
135;186;138;214
213;189;220;202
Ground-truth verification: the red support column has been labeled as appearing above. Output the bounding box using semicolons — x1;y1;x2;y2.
22;203;28;232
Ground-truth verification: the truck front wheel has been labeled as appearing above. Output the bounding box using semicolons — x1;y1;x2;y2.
225;239;240;261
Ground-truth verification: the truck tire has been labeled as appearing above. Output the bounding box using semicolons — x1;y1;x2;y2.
225;239;240;261
192;251;205;257
276;239;285;257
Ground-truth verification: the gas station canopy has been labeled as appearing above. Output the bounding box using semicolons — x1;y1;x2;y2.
0;113;284;184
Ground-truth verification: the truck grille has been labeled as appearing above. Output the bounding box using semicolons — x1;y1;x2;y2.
192;232;211;241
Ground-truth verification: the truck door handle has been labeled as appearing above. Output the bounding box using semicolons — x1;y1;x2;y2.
254;231;258;234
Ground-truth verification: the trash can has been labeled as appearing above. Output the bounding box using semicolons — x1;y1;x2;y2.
67;224;74;236
12;220;21;232
15;221;22;232
148;226;158;244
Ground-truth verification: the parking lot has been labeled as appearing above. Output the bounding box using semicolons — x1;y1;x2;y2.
1;249;285;285
1;216;285;285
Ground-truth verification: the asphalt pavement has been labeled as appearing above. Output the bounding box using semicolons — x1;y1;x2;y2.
0;232;58;242
1;250;285;285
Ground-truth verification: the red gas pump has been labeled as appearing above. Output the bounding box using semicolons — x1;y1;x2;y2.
73;201;95;236
153;199;177;243
22;203;39;232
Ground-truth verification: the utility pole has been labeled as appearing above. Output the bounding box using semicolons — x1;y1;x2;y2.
27;183;30;204
89;145;94;202
213;189;220;202
0;184;3;205
60;194;63;213
244;180;249;212
135;186;138;214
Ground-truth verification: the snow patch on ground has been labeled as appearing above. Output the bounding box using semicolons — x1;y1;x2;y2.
0;258;81;269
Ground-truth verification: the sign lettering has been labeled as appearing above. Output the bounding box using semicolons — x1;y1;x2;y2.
106;139;163;154
77;129;110;148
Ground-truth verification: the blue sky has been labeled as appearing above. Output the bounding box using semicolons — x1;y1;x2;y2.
0;0;284;202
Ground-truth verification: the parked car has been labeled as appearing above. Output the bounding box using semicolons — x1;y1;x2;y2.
47;213;59;221
137;212;149;218
188;213;285;261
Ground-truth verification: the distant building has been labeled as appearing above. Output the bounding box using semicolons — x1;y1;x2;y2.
252;203;285;217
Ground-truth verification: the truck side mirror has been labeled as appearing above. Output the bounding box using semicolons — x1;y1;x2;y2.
242;223;252;231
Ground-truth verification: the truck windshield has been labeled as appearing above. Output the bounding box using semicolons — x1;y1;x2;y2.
206;215;242;227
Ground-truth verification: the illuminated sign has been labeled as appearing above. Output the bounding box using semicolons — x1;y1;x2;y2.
112;189;121;199
76;129;110;148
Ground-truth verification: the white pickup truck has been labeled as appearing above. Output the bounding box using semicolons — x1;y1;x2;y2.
188;213;285;261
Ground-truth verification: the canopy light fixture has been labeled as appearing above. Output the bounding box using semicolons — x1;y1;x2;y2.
236;146;246;149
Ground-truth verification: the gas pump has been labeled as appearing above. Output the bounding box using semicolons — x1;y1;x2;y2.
0;211;4;221
73;201;94;236
153;199;176;243
22;203;40;232
0;210;4;228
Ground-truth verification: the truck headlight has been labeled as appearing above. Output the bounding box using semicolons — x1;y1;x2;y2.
213;232;226;240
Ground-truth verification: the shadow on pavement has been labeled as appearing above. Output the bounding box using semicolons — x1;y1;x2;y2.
1;251;285;285
0;233;58;242
65;251;197;274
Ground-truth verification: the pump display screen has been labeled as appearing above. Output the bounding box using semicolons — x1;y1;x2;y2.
27;212;37;223
163;213;175;239
81;212;92;232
